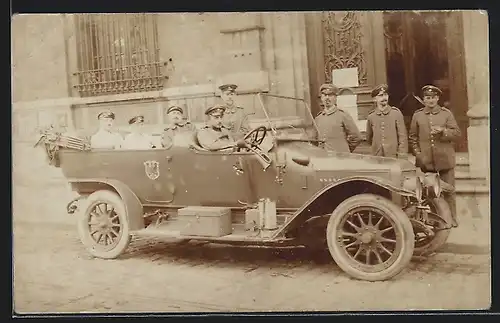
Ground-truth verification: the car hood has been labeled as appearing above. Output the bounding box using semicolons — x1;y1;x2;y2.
276;142;415;172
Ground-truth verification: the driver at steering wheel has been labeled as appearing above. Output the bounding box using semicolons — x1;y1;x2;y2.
197;104;237;150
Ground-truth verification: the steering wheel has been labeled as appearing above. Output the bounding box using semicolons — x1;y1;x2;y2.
243;126;267;146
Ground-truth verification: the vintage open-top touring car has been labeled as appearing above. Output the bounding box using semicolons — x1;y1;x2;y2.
36;93;456;281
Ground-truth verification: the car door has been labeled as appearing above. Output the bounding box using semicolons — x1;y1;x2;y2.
166;147;252;207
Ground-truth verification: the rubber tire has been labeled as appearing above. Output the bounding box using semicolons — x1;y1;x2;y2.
326;193;415;282
413;197;452;256
77;190;131;259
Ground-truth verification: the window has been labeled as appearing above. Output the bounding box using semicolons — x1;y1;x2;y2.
74;13;166;97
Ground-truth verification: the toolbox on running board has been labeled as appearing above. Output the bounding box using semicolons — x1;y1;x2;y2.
178;206;232;237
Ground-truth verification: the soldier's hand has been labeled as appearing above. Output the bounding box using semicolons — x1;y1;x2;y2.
236;138;248;148
430;126;444;135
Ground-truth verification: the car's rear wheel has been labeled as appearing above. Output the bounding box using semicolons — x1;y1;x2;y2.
77;190;131;259
326;194;415;281
413;197;452;256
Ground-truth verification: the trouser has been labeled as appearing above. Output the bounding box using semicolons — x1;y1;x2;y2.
420;166;458;227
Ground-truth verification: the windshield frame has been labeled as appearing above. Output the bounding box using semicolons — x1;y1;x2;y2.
255;92;320;138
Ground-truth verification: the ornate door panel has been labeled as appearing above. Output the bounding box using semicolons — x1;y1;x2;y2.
321;12;387;125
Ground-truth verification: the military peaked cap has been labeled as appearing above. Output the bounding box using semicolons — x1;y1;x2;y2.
167;105;183;114
205;104;226;116
319;83;339;95
128;115;145;125
97;110;115;120
422;85;443;96
371;84;389;97
219;84;238;92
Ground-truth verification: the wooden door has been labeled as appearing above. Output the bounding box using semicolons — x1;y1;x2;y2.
382;11;468;152
445;12;469;152
305;11;387;118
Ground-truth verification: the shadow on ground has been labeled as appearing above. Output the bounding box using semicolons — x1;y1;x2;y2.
116;236;489;277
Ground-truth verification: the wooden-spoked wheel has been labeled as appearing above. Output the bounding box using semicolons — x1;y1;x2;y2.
77;190;131;259
326;194;415;281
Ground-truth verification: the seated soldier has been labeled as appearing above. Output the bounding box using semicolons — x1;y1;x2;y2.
162;105;195;148
90;110;123;149
196;105;237;151
122;115;155;149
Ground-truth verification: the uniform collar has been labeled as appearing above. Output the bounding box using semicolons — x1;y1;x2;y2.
322;106;338;116
376;105;391;115
424;106;442;115
225;105;242;113
203;124;227;130
166;121;190;130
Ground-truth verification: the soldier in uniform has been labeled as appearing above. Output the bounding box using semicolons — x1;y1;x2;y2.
196;104;237;151
313;83;361;152
219;83;253;140
122;115;155;149
366;84;408;159
409;84;461;226
90;110;123;149
161;105;195;148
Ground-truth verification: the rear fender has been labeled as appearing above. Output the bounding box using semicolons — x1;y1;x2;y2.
69;178;144;231
272;176;416;239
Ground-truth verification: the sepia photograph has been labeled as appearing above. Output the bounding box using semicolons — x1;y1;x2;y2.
11;10;490;314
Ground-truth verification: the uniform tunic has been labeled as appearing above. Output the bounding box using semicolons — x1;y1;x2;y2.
409;105;461;227
313;107;361;152
409;106;461;173
223;105;252;140
90;130;123;149
161;121;195;148
122;132;155;150
366;106;408;158
196;125;235;150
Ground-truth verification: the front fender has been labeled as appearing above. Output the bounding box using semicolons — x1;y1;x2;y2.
272;176;416;239
319;176;416;197
69;178;144;231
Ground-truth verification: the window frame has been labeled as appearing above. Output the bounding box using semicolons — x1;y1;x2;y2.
73;13;166;97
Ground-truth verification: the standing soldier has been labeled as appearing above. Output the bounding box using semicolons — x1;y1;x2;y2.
219;83;253;139
90;110;123;150
409;84;461;226
313;83;361;152
161;105;194;148
366;84;408;159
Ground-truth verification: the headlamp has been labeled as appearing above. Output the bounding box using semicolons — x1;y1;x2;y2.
415;176;423;201
423;173;442;199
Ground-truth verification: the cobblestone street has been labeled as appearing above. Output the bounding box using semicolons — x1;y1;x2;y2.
13;218;490;313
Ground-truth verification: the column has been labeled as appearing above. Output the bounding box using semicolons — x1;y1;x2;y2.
462;10;490;179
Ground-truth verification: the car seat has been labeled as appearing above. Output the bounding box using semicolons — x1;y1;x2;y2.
190;130;210;151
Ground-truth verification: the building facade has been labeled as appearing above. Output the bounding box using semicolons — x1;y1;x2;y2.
12;11;489;181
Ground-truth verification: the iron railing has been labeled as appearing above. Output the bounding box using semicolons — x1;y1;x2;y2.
73;13;167;97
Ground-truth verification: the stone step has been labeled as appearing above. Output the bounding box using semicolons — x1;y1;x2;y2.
456;182;489;195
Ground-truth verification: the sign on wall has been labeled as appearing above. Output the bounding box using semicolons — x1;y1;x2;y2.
332;67;366;131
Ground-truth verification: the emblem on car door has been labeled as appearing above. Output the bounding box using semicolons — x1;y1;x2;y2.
144;160;160;180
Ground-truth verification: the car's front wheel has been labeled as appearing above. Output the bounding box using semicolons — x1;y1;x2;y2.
77;190;131;259
326;194;415;281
